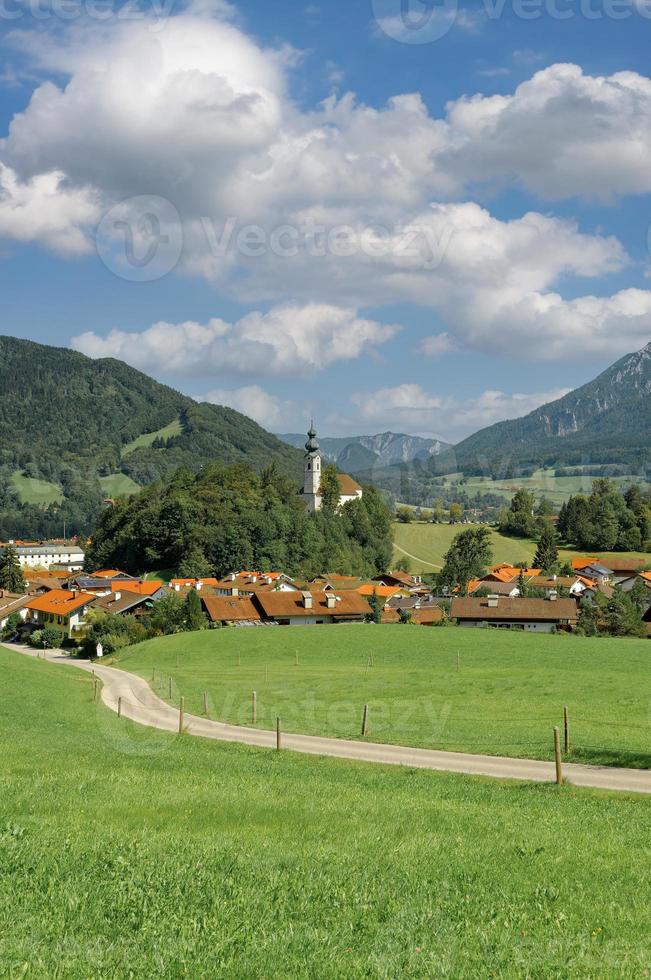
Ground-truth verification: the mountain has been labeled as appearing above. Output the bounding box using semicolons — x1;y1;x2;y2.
454;342;651;475
279;431;451;473
0;336;302;514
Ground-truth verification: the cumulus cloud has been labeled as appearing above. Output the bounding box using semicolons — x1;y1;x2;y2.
0;163;99;254
3;13;651;362
200;384;297;430
350;384;572;442
71;303;399;377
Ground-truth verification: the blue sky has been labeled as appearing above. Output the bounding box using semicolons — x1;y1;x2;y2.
1;0;650;441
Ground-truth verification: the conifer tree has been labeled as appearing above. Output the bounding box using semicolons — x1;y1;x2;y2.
533;522;559;573
0;546;25;593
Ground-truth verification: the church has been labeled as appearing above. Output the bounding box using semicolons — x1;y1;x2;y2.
301;423;363;513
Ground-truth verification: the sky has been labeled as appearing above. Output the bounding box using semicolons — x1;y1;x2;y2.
1;0;651;443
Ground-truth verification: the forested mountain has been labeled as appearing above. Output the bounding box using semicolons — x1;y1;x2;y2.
279;431;451;473
0;336;302;535
87;463;393;579
454;342;651;476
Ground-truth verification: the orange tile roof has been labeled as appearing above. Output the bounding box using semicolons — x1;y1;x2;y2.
93;570;125;579
336;474;363;496
571;557;598;570
170;578;219;588
26;589;96;616
356;584;402;598
202;596;261;622
254;591;371;619
111;580;162;596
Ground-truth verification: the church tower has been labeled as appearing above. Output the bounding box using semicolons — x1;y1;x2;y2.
302;421;322;512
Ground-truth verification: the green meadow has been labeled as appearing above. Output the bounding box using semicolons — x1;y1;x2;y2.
120;418;183;458
10;470;63;507
118;626;651;770
98;473;142;498
392;520;650;572
1;647;650;977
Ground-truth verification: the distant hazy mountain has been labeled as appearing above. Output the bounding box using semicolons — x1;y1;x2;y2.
454;341;651;473
278;431;451;473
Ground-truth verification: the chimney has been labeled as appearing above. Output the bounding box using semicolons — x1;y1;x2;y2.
302;591;313;610
326;593;336;609
113;592;121;602
174;584;181;592
232;587;239;598
196;582;202;592
487;595;499;608
230;573;236;582
549;590;558;602
250;575;257;583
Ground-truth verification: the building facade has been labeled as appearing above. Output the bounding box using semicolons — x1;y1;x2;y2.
300;423;363;512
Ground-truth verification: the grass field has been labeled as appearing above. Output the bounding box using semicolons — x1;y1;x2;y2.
393;521;650;572
439;470;649;505
117;626;651;769
120;418;182;458
10;470;63;506
99;473;142;498
2;647;651;976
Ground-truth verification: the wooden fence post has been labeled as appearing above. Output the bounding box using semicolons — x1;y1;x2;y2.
554;727;563;786
168;676;173;700
118;696;122;718
179;697;185;735
361;703;369;737
276;716;281;751
203;691;209;716
252;691;257;724
563;706;570;755
151;667;155;683
93;677;99;703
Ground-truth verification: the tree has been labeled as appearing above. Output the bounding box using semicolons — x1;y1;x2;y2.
320;465;341;512
395;557;412;574
604;592;646;638
439;527;493;594
396;506;414;524
366;589;383;624
533;522;559;573
0;546;25;593
499;489;537;538
41;627;64;649
577;600;599;636
184;589;208;632
449;503;463;523
629;578;650;616
177;547;212;579
146;593;187;636
1;612;22;639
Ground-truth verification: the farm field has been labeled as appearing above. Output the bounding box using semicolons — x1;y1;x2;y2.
392;520;650;573
98;473;142;498
10;470;63;506
118;626;651;769
1;648;651;977
439;469;649;505
120;418;183;458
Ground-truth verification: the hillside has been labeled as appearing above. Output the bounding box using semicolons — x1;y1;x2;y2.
0;335;302;534
455;341;651;474
279;431;451;473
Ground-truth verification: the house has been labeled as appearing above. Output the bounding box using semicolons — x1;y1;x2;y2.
202;596;263;626
110;580;166;600
252;590;371;626
0;591;30;630
93;589;159;617
450;595;578;633
579;563;613;584
169;578;220;590
573;556;648;583
372;571;426;592
617;571;651;593
468;580;520;597
25;589;97;637
214;573;297;597
527;575;588;597
0;542;85;572
381;598;444;626
301;423;363;512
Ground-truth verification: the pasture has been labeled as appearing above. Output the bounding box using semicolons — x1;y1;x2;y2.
10;470;63;507
1;647;650;977
118;626;651;770
392;520;650;573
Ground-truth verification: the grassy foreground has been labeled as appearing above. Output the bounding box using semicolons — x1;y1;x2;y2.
1;648;651;977
392;521;650;572
118;626;651;769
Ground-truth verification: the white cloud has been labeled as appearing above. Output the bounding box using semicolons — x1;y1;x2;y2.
350;384;572;442
419;332;457;358
0;163;99;254
200;384;297;429
2;14;651;363
71;303;399;378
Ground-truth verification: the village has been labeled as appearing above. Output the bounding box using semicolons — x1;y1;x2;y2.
1;534;650;646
